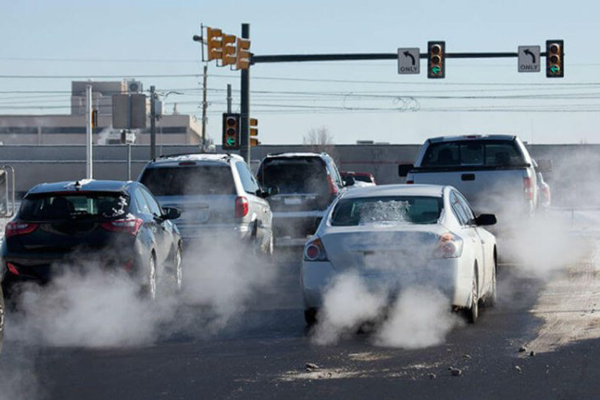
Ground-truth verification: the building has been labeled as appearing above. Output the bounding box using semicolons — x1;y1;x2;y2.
0;80;204;145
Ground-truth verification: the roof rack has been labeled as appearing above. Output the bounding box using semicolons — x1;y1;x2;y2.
155;152;238;161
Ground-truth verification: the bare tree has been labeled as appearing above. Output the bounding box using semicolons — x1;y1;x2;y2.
303;126;339;165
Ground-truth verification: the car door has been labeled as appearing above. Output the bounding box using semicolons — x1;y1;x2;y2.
450;190;486;290
235;161;271;246
455;191;492;292
140;187;171;265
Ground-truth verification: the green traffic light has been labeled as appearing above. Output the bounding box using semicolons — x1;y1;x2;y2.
550;65;560;74
432;66;441;74
226;137;236;146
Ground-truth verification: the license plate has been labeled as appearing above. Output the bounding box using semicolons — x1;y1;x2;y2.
284;197;302;205
184;208;209;222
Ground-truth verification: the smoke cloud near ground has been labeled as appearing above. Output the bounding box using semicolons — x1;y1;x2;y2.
4;240;277;348
313;273;461;348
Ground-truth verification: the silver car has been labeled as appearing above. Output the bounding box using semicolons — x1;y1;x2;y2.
138;154;273;255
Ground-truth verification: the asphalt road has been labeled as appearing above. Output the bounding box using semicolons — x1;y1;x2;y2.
2;246;600;400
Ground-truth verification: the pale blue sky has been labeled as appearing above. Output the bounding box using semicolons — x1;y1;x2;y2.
1;0;599;144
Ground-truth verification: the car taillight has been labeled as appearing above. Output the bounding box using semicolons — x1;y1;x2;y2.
235;196;249;218
405;180;414;184
6;262;19;275
5;221;38;238
304;237;329;261
101;218;143;236
524;176;534;201
327;175;338;196
433;232;463;259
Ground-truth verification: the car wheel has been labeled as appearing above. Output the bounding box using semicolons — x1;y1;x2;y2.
304;308;318;327
0;285;4;356
486;262;497;308
140;253;157;300
465;269;479;324
173;244;183;292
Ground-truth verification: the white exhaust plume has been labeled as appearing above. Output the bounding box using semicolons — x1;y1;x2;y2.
7;268;174;348
313;273;387;345
375;286;462;349
4;240;277;348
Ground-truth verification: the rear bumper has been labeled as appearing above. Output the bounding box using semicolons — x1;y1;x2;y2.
1;246;143;293
175;222;253;244
272;211;324;245
301;258;472;310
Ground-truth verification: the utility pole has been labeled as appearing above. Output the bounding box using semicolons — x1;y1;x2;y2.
150;85;156;160
227;83;232;113
202;64;208;151
240;23;250;163
85;85;93;179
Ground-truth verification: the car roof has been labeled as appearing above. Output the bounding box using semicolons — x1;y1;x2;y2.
427;134;516;142
264;152;328;159
341;184;445;199
146;153;243;168
26;180;135;196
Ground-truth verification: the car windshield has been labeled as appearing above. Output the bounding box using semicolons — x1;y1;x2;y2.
140;166;235;196
422;140;525;167
19;193;129;221
259;157;328;194
331;196;443;226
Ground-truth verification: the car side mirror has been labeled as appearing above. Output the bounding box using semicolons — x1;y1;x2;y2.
343;175;355;187
267;186;280;196
474;214;497;226
398;163;414;177
161;206;181;220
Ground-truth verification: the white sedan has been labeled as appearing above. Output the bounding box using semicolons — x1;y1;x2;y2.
301;184;498;325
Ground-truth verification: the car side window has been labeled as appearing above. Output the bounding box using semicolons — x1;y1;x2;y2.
450;191;469;225
324;157;343;187
235;162;260;195
141;188;162;217
455;192;475;222
134;190;152;215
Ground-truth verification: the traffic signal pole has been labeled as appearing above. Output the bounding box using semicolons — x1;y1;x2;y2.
240;23;251;163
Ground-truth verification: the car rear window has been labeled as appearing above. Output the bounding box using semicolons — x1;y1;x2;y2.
422;140;525;167
140;166;235;196
258;157;328;194
19;193;128;221
331;196;442;226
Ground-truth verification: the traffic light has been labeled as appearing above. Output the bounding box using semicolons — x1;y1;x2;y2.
250;118;259;147
91;109;98;128
427;41;445;79
546;40;564;78
221;34;237;66
206;27;223;61
236;38;251;70
222;113;241;150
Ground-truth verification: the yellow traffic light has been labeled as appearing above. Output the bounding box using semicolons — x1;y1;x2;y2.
91;109;98;128
250;118;258;146
222;34;237;66
206;27;223;61
236;38;251;70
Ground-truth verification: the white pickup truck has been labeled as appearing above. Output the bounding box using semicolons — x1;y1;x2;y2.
399;135;542;222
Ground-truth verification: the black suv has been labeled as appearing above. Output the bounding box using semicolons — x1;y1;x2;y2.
257;152;350;246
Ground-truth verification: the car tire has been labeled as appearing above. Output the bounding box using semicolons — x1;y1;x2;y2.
0;285;4;356
173;244;183;292
485;262;497;308
465;268;479;324
140;253;157;300
304;308;318;327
